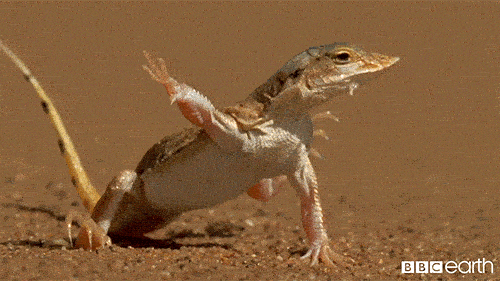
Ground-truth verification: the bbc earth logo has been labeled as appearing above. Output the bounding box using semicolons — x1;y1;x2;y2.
401;259;494;274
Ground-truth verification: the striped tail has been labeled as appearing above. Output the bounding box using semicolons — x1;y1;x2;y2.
0;39;100;212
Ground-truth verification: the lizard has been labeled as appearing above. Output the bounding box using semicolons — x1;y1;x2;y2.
0;40;399;266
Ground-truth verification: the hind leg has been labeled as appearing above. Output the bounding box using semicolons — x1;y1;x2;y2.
247;175;287;202
66;170;137;250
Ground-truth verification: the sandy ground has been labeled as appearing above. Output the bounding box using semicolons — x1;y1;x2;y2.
1;2;500;280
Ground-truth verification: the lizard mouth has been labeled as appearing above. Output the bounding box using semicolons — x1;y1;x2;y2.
360;53;400;73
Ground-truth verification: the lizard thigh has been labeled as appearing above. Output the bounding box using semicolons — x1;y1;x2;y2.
103;177;181;237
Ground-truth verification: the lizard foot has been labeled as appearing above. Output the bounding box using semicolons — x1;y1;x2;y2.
312;110;340;122
66;170;136;250
313;129;330;140
66;209;111;250
142;51;179;98
301;240;353;267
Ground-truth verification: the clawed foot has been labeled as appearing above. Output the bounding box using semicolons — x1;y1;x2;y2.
313;129;330;141
66;210;111;250
142;51;179;99
312;110;340;122
301;241;353;267
312;111;340;141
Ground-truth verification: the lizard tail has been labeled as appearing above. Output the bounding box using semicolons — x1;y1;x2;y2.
0;39;100;212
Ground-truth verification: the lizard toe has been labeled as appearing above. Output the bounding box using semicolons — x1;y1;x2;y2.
66;209;111;250
301;242;352;267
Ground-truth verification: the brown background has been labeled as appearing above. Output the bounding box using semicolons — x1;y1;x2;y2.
1;2;499;280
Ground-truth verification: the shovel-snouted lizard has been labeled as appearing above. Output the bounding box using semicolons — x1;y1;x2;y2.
0;41;398;266
76;44;398;266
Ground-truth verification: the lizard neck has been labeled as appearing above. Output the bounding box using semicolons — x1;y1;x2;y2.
243;91;315;148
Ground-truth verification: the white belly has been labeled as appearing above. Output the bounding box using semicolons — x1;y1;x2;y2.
141;117;313;212
141;141;260;211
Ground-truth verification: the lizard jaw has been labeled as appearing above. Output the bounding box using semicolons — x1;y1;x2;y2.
305;51;399;98
356;52;400;74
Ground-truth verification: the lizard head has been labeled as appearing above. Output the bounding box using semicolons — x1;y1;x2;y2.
250;43;399;116
297;43;399;92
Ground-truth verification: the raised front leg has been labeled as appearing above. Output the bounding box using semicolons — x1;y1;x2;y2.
288;146;346;266
67;170;137;250
143;52;248;150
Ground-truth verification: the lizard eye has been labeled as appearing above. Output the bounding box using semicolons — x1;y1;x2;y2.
332;51;351;64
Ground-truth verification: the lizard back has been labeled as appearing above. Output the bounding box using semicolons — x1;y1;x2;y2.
135;127;208;176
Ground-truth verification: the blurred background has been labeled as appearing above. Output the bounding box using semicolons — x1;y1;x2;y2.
1;1;499;249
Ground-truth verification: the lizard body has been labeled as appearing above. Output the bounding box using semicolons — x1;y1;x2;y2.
1;41;398;266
